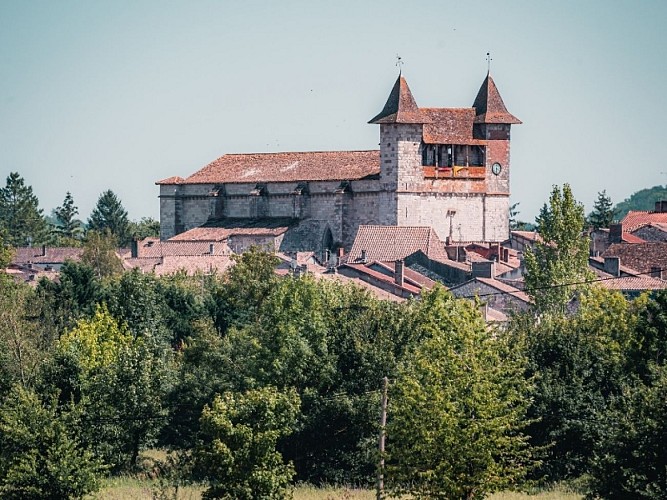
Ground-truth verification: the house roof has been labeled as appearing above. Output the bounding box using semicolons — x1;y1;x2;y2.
472;73;522;124
596;275;667;291
449;276;531;304
620;210;667;232
12;246;83;265
170;218;295;241
421;108;485;145
602;242;667;275
347;225;449;263
124;255;234;276
368;74;424;124
159;150;381;185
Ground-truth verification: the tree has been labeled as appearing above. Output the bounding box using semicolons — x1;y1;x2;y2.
512;287;642;482
0;385;102;499
386;287;535;500
81;230;124;279
588;190;616;230
53;191;83;242
56;305;173;471
524;184;591;313
0;173;47;247
128;217;160;240
614;184;667;220
87;190;130;246
509;202;534;231
194;386;300;500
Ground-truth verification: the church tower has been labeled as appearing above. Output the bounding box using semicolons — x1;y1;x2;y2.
369;71;521;243
369;74;426;226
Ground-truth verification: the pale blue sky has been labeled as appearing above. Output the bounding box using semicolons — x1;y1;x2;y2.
1;0;666;222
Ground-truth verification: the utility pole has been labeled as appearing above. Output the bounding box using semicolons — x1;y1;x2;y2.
376;376;389;500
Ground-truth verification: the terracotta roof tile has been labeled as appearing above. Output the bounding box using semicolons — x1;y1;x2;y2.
621;210;667;232
171;218;295;241
133;238;232;258
12;247;83;265
348;225;449;263
472;73;521;124
156;176;185;185
177;150;380;185
602;242;667;275
597;276;667;291
421;108;483;144
369;75;425;124
124;255;233;276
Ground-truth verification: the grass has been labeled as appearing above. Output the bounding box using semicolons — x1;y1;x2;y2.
94;479;583;500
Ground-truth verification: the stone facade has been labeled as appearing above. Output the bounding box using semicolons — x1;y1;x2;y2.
157;71;520;252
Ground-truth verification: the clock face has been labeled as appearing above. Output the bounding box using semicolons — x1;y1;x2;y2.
491;162;502;175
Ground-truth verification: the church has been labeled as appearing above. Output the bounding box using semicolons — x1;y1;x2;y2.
156;70;520;255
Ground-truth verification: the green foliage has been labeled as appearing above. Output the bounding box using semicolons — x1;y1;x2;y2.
525;184;591;313
55;305;174;471
0;280;49;388
208;247;280;331
512;287;642;482
87;190;130;246
589;364;667;500
195;386;300;500
614;184;667;220
509;202;535;231
587;290;667;499
0;385;103;499
0;172;48;246
53;191;84;242
128;217;160;240
81;230;124;279
587;190;616;230
386;287;535;500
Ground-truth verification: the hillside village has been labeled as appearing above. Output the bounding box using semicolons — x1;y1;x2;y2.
6;71;667;321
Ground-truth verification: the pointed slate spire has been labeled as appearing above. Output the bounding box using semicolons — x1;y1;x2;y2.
472;73;521;124
369;74;426;124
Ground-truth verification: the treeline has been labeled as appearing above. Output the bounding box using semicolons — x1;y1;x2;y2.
0;172;158;247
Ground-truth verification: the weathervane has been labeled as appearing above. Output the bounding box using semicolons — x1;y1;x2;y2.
396;54;404;74
486;52;493;73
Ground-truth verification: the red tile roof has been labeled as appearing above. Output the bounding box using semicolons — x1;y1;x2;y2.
341;262;424;295
156;176;185;185
421;108;485;145
133;238;232;258
12;247;83;265
472;73;522;124
170;218;294;240
602;242;667;275
368;75;424;124
621;210;667;232
162;150;380;185
596;276;667;291
125;255;233;276
348;225;449;263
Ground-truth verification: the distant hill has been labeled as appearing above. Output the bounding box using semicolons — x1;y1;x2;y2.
614;185;667;220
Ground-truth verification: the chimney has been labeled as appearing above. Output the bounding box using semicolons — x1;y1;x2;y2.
360;249;367;263
337;247;344;258
650;266;663;279
209;243;215;254
131;240;138;258
395;260;405;287
604;256;621;277
41;245;46;257
472;260;495;279
609;223;623;244
503;248;509;263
